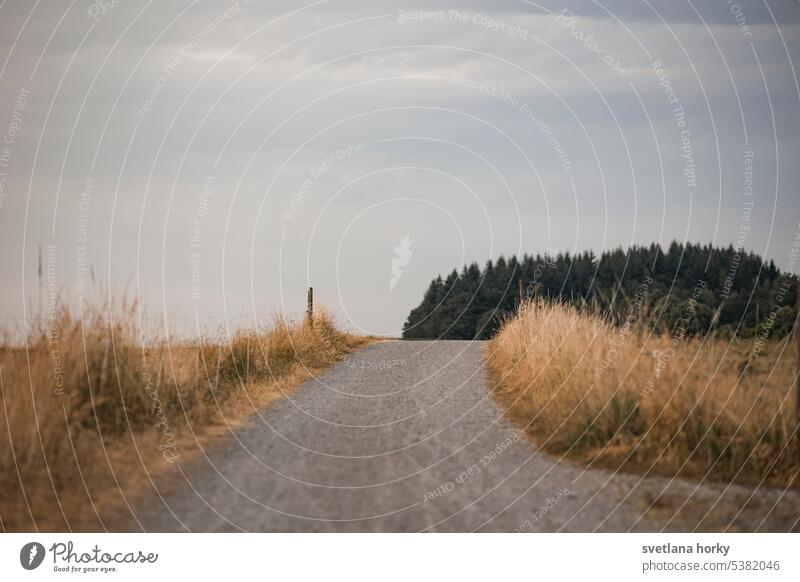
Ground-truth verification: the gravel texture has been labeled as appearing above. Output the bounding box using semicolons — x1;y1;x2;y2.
129;340;800;532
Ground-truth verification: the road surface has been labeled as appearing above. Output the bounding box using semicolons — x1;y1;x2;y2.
129;340;800;532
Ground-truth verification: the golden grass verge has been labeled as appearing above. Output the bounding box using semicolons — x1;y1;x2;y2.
0;302;369;531
485;300;800;490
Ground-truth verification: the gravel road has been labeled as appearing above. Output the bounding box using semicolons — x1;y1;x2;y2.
130;340;800;532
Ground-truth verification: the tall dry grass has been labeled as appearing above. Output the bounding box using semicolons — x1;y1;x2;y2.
0;300;368;531
486;300;800;489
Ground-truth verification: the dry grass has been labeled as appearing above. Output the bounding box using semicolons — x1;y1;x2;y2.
0;300;368;532
486;300;800;490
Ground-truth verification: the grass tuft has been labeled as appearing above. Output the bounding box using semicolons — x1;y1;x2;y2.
0;301;368;531
485;300;800;489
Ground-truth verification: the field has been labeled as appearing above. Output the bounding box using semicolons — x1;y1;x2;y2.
485;300;800;490
0;301;368;531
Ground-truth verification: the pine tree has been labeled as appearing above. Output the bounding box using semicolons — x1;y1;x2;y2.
401;242;795;340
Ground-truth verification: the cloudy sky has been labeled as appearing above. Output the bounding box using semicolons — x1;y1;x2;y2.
1;0;799;336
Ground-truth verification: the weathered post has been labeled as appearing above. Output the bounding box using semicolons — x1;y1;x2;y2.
518;278;524;308
796;276;800;424
38;243;43;324
306;286;314;328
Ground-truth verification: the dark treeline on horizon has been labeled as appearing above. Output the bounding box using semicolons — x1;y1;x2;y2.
402;242;798;340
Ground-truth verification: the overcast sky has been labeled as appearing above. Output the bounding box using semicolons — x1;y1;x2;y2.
1;0;799;336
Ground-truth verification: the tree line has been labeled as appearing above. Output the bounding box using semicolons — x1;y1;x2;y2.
402;242;797;340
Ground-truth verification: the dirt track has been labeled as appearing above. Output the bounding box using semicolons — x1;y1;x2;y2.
128;340;800;532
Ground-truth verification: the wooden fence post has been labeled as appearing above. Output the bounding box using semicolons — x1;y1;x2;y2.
796;276;800;424
306;286;314;328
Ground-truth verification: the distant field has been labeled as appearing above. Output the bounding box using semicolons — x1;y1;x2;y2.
485;300;800;490
0;302;368;531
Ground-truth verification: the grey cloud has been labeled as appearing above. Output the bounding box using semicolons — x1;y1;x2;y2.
1;0;798;335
